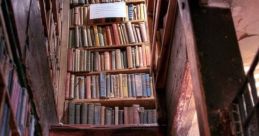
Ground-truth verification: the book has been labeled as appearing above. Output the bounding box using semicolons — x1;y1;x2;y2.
99;72;107;98
75;104;81;124
68;102;75;124
139;22;148;42
87;103;94;124
126;22;135;43
81;103;88;124
135;74;143;97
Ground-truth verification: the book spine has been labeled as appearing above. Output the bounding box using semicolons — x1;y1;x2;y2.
81;103;88;124
112;24;120;45
68;102;75;124
88;103;94;124
126;22;135;43
123;107;128;125
75;104;81;124
114;107;119;125
139;22;148;42
133;104;140;124
99;72;107;98
135;74;143;97
86;76;91;99
94;104;101;125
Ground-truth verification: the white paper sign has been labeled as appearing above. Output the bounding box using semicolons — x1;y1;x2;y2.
89;2;127;19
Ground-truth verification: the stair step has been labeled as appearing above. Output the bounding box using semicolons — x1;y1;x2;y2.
49;124;166;136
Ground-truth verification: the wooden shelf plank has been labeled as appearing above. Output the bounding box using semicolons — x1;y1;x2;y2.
66;97;156;108
69;20;146;28
70;0;146;8
69;42;150;51
68;67;151;75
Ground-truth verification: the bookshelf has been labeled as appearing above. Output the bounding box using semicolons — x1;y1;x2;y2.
0;6;40;135
63;0;157;126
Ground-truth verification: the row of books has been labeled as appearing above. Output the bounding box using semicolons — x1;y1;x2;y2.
69;22;148;48
66;73;153;99
67;46;151;72
69;3;146;26
0;102;37;136
70;0;142;5
67;103;157;125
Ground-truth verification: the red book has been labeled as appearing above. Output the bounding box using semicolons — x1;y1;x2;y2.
112;24;120;45
105;26;113;46
145;46;151;66
67;48;74;71
86;76;91;99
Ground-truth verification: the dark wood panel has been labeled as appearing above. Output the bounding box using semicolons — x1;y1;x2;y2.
24;0;58;135
50;124;166;136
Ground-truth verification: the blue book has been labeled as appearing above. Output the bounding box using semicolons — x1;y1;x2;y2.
131;74;136;97
99;73;107;98
146;74;151;97
142;74;147;97
128;4;134;20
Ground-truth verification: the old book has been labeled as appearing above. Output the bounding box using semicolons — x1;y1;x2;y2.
67;49;75;71
132;47;136;68
100;106;105;125
94;52;100;71
110;75;115;98
70;74;75;99
142;45;147;67
126;46;133;68
135;46;140;67
86;50;91;71
106;75;111;98
102;27;108;46
146;74;151;97
93;25;100;46
86;27;93;47
94;103;101;125
96;75;100;98
119;110;124;124
142;74;147;97
79;77;85;99
147;110;152;124
104;51;110;70
114;107;119;125
119;74;123;98
105;108;112;125
143;110;148;124
126;22;135;43
99;73;107;98
150;76;154;97
68;102;75;124
122;51;128;68
88;103;94;124
128;4;134;20
105;26;113;46
135;74;143;97
75;26;80;47
75;49;80;71
122;74;128;98
113;75;118;97
91;76;96;99
81;103;88;124
98;26;105;47
90;26;96;46
127;74;132;97
83;6;88;25
152;109;157;123
74;77;80;99
139;22;148;42
82;27;88;47
69;29;74;48
131;74;136;97
122;23;129;44
100;53;105;71
111;50;116;70
74;7;80;25
112;24;120;45
66;73;71;99
135;25;142;43
128;107;134;124
139;107;145;124
90;52;94;71
86;76;91;99
115;49;121;69
117;24;124;44
123;107;128;124
132;24;138;43
133;104;140;124
145;46;151;66
138;46;143;67
75;104;81;124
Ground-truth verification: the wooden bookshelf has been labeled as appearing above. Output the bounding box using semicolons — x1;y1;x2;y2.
69;67;150;75
67;97;156;108
70;0;146;8
70;42;150;51
69;20;146;27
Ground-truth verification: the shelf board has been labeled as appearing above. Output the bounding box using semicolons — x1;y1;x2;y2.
70;42;150;51
66;97;156;108
70;0;146;8
68;67;151;75
69;20;146;28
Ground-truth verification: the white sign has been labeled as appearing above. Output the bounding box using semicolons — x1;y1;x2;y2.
89;2;127;19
